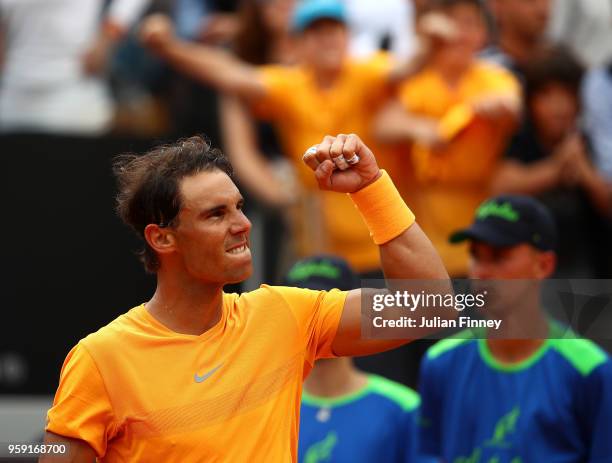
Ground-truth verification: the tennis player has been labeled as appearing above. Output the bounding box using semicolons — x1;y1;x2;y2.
41;133;448;462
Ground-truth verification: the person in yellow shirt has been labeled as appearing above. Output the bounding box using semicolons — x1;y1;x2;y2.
375;0;521;277
41;133;449;462
138;0;443;274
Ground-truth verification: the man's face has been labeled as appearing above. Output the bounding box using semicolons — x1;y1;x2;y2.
468;241;554;316
530;83;579;145
446;3;488;55
469;241;552;279
298;19;348;73
170;170;252;284
494;0;550;41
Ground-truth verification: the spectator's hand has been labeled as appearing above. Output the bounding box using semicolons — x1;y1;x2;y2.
268;160;300;207
554;133;591;187
416;119;447;149
303;134;381;193
417;12;458;43
140;14;176;52
82;34;114;76
198;13;240;44
555;133;612;214
567;141;596;187
471;94;520;121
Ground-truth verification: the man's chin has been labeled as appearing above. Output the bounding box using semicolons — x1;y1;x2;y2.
225;264;254;285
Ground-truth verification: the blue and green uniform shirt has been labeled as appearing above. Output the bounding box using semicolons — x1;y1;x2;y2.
419;332;612;462
298;374;421;463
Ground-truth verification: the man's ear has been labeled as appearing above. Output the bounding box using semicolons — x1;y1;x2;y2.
144;224;177;257
536;250;557;279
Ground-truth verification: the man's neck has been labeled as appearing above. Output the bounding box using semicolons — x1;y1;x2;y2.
487;338;547;364
431;54;473;87
311;65;343;90
145;270;224;336
486;305;550;364
269;34;296;65
304;358;368;398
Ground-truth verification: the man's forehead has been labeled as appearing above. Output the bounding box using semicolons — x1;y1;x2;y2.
179;170;240;205
471;240;513;252
470;241;534;255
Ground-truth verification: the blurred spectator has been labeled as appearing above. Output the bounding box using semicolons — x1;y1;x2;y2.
547;0;612;68
344;0;416;59
492;46;612;277
483;0;551;77
220;0;297;284
283;255;422;463
140;0;434;275
583;62;612;182
165;0;239;144
221;0;297;207
375;0;521;277
0;0;149;135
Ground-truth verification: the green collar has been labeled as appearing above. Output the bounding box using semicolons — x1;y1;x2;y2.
302;377;372;408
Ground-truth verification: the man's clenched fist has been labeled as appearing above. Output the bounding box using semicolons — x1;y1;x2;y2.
303;134;381;193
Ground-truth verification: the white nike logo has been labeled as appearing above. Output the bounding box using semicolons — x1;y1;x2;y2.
194;363;223;383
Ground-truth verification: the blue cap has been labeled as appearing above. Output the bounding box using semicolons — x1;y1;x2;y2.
283;255;359;291
292;0;346;33
449;195;558;251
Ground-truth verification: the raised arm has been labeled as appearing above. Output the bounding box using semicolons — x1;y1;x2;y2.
302;134;451;357
219;95;296;207
387;11;459;84
374;99;443;146
140;14;266;100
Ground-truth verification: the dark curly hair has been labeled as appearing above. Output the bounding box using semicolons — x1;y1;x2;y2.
113;135;233;273
524;45;585;103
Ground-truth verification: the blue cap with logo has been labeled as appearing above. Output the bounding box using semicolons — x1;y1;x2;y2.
292;0;347;33
449;195;558;251
283;255;359;291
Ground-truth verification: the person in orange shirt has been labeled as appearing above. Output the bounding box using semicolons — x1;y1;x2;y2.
375;0;521;277
41;133;449;462
138;0;447;274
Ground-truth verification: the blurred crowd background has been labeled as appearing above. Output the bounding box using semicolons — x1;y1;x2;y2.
1;0;612;444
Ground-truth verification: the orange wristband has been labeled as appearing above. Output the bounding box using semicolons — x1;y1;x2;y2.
350;170;416;245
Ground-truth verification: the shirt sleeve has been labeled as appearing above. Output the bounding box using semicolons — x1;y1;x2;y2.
418;355;443;459
480;62;521;96
576;360;612;462
46;343;117;458
251;65;295;121
268;286;347;365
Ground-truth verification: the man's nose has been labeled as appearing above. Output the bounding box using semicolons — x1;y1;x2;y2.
231;210;251;235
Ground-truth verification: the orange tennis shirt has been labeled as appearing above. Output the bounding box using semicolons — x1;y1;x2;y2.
46;286;347;462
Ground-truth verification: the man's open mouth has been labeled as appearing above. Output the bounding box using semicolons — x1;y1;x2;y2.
226;243;248;255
